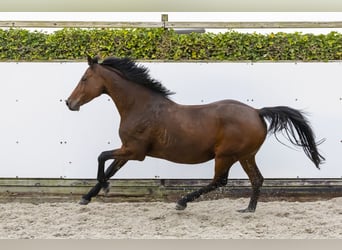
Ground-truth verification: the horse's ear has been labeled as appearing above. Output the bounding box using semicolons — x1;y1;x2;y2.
87;55;93;65
87;55;100;66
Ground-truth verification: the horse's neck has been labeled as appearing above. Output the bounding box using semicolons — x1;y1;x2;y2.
106;79;169;118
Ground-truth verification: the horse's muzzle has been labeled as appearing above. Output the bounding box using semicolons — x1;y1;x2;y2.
65;99;80;111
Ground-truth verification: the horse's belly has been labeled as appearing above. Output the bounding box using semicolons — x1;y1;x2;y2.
148;142;215;164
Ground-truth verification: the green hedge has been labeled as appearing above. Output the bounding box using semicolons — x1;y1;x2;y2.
0;28;341;61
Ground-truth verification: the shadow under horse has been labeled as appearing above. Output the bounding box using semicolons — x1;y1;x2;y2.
66;56;325;212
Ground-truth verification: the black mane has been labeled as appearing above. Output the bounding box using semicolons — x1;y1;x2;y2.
99;57;174;97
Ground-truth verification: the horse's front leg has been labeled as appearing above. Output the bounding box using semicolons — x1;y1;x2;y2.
97;150;116;183
79;143;146;205
79;149;127;205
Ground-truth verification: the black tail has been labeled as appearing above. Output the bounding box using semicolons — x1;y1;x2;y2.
259;106;325;169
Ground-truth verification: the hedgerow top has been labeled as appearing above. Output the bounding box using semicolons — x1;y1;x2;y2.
0;28;341;61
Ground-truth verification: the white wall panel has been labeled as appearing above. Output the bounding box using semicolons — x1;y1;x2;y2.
0;62;341;179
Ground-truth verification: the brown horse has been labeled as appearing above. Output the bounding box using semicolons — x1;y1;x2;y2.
66;56;324;212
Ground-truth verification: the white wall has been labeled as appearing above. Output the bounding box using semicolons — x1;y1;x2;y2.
0;62;341;179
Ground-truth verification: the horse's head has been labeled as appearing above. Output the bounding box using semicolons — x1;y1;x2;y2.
66;55;105;111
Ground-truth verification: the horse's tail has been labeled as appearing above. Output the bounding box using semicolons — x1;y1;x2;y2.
258;106;325;169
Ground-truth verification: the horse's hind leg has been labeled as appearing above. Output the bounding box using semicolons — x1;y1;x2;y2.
238;155;264;213
176;157;235;210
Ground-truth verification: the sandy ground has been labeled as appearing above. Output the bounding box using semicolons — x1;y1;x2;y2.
0;197;341;239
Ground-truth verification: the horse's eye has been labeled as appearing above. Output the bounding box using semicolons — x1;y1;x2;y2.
81;76;87;82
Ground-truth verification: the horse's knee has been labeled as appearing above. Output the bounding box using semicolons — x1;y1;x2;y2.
98;152;116;167
98;152;108;163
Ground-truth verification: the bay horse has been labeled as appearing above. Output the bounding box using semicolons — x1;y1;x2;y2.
66;56;325;212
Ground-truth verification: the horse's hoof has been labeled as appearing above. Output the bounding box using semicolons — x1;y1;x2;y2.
237;208;255;213
175;202;187;210
79;198;90;205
